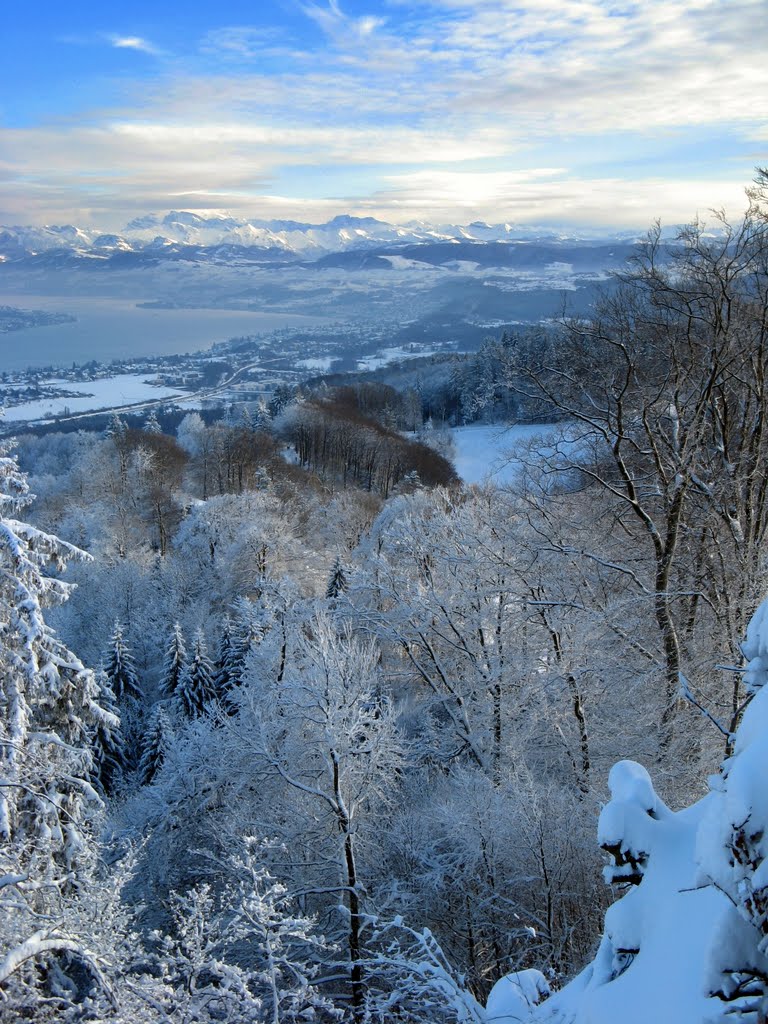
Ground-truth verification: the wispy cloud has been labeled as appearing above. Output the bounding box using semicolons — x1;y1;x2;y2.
107;34;163;56
200;25;301;60
301;0;387;44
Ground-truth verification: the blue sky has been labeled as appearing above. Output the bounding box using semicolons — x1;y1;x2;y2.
3;0;767;229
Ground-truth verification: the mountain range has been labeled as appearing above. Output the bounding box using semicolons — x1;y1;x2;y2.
0;211;644;268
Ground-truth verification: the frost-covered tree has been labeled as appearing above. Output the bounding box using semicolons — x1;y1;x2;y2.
139;704;174;786
150;838;338;1024
90;669;125;797
153;883;256;1021
325;555;348;599
213;615;237;707
104;620;142;702
500;193;768;743
358;488;530;783
0;441;113;1007
160;620;187;698
176;410;207;455
234;614;407;1016
220;837;338;1022
103;621;144;772
363;917;486;1023
228;596;266;689
177;629;217;717
143;409;163;434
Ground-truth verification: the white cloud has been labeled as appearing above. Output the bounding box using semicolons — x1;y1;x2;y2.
200;25;302;60
108;34;163;56
301;0;387;44
367;168;750;227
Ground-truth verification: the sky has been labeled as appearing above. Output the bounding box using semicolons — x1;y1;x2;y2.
2;0;767;230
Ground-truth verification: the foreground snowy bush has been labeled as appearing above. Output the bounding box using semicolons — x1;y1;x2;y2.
490;596;768;1024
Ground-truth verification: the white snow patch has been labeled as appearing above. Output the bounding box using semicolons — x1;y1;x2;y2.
1;374;186;422
381;255;437;271
535;791;726;1024
357;346;442;371
487;970;551;1023
296;357;335;372
452;424;560;485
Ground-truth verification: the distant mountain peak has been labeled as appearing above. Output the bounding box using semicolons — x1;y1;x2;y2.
326;214;388;229
124;214;160;231
163;210;242;231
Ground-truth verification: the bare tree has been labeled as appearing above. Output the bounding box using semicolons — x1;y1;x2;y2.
502;187;768;744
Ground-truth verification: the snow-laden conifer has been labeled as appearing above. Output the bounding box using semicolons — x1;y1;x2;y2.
177;629;217;717
227;598;263;690
143;409;163;434
253;397;271;430
90;669;125;797
0;440;114;1003
326;555;349;599
102;622;144;773
160;620;187;698
139;704;174;785
214;615;234;695
104;412;127;439
104;621;142;701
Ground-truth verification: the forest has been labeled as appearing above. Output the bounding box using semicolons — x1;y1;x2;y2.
3;176;768;1023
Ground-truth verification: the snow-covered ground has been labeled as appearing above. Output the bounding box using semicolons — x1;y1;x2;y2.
357;345;446;371
296;356;335;372
1;375;186;423
452;423;560;485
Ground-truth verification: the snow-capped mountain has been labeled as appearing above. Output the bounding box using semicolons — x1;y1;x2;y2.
0;211;631;266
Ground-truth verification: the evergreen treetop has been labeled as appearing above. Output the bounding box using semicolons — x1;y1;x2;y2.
104;621;142;702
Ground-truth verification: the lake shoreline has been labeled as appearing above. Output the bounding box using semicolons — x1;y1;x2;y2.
0;293;331;372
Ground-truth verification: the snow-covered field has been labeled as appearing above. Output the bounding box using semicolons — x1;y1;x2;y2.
296;356;335;372
1;374;186;423
357;346;445;371
452;423;560;485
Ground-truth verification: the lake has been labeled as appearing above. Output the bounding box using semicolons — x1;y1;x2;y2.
0;294;330;372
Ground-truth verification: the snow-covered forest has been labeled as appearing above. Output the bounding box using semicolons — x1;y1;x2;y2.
4;178;768;1023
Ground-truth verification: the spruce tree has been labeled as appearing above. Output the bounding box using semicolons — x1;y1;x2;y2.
0;441;110;1003
326;555;349;598
90;670;125;797
103;623;144;772
105;412;127;439
253;398;271;430
214;615;236;703
229;599;262;690
139;705;173;785
161;621;187;698
104;621;142;701
143;409;163;434
177;630;217;717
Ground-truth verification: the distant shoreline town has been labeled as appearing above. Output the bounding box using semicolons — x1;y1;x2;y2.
0;304;76;333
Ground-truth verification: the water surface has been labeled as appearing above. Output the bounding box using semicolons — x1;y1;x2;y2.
0;294;329;372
